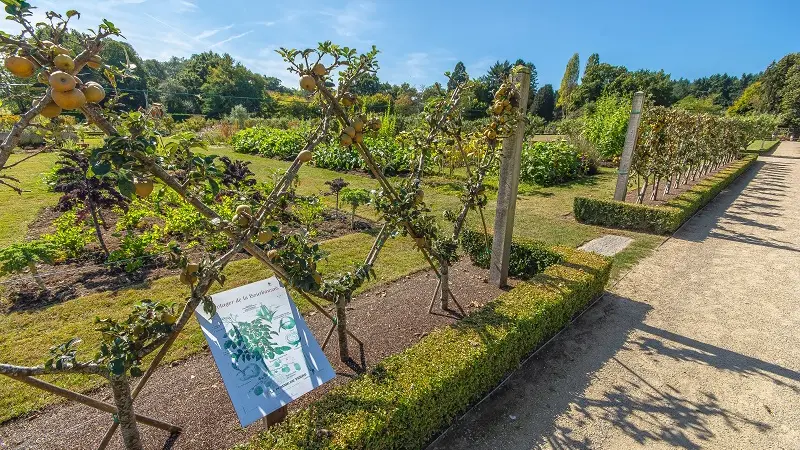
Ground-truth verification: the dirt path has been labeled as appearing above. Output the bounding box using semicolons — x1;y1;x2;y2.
430;143;800;450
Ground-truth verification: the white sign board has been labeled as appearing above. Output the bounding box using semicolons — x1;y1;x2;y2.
195;276;335;427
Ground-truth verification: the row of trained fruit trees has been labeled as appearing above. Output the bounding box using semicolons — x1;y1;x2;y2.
0;2;530;448
630;107;765;203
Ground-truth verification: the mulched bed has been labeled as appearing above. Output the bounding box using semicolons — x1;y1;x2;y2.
1;208;371;313
623;162;733;206
0;258;516;450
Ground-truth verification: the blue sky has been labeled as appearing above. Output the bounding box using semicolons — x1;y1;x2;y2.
3;0;798;90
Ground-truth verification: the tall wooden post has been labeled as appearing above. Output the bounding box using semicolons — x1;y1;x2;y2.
489;66;531;287
613;91;645;201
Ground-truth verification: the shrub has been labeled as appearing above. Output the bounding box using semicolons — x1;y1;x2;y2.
231;127;305;159
107;229;163;273
312;136;410;175
239;247;611;450
461;229;563;278
520;141;586;186
0;240;57;290
574;154;757;234
173;115;208;133
340;188;371;228
583;95;631;160
292;196;325;232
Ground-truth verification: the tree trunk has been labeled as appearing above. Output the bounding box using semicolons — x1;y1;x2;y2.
439;262;450;310
88;200;109;257
335;295;349;362
651;178;661;201
637;176;650;204
28;261;46;291
335;193;339;211
109;374;143;450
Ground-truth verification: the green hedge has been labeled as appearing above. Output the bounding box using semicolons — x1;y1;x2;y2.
745;140;780;154
231;127;305;159
574;154;757;234
461;229;562;279
239;247;611;450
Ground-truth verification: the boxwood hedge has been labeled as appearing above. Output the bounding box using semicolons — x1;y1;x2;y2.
573;154;757;234
460;228;562;279
239;247;611;450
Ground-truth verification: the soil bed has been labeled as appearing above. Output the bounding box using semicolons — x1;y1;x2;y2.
0;258;514;449
1;208;372;313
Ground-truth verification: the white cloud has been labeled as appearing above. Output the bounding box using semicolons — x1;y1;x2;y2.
210;30;255;49
178;0;198;12
197;24;234;40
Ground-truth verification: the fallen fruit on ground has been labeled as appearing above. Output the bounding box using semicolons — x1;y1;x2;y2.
5;55;35;78
51;88;86;110
48;71;76;92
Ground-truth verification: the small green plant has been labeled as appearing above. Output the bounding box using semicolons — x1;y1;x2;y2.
227;104;251;129
461;229;562;279
293;196;325;234
0;240;57;291
325;178;349;210
43;209;94;260
107;229;163;273
340;188;371;229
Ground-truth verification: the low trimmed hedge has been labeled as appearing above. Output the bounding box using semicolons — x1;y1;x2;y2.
574;154;757;234
461;228;562;279
239;247;611;450
745;140;780;154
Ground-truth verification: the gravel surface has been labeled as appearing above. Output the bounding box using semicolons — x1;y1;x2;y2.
0;258;511;450
430;143;800;450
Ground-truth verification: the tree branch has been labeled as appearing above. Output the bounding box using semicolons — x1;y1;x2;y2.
0;361;107;377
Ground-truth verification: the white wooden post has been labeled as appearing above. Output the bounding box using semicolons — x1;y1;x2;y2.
613;91;645;202
489;66;531;287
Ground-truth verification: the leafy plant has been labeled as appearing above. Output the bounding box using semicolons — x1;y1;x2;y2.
520;141;587;186
107;229;163;273
231;127;305;159
460;229;562;279
0;240;57;291
340;188;371;229
292;196;325;233
43;208;94;260
325;178;349;210
583;95;631;160
52;149;129;256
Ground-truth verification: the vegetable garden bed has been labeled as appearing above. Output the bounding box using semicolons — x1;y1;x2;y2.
573;154;757;234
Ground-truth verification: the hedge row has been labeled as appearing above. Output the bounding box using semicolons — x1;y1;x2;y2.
460;228;563;279
239;247;612;450
573;154;757;234
744;140;780;154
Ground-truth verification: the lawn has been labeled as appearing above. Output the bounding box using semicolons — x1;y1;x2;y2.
0;145;664;423
0;152;60;247
746;139;780;152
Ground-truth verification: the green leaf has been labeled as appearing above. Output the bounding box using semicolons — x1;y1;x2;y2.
117;176;134;198
65;9;79;18
130;366;142;377
92;161;111;176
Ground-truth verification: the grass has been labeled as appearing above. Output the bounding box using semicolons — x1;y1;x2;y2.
0;232;428;423
0;145;664;423
0;152;59;247
746;140;780;152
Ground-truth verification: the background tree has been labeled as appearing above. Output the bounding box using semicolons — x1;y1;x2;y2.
557;53;580;116
447;61;468;91
531;84;556;121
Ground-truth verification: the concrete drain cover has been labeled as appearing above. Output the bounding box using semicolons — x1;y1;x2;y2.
578;235;633;256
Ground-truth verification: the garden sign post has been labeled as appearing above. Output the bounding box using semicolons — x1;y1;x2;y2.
613;91;645;201
489;66;531;287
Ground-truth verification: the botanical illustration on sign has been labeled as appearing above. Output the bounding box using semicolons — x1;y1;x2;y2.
220;304;304;398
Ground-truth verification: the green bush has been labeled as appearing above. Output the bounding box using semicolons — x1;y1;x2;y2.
574;154;757;234
231;127;305;160
583;95;631;160
312;136;410;175
520;141;587;186
461;229;562;279
107;230;163;273
239;247;611;450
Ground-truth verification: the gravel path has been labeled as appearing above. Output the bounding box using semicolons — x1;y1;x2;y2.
430;143;800;450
